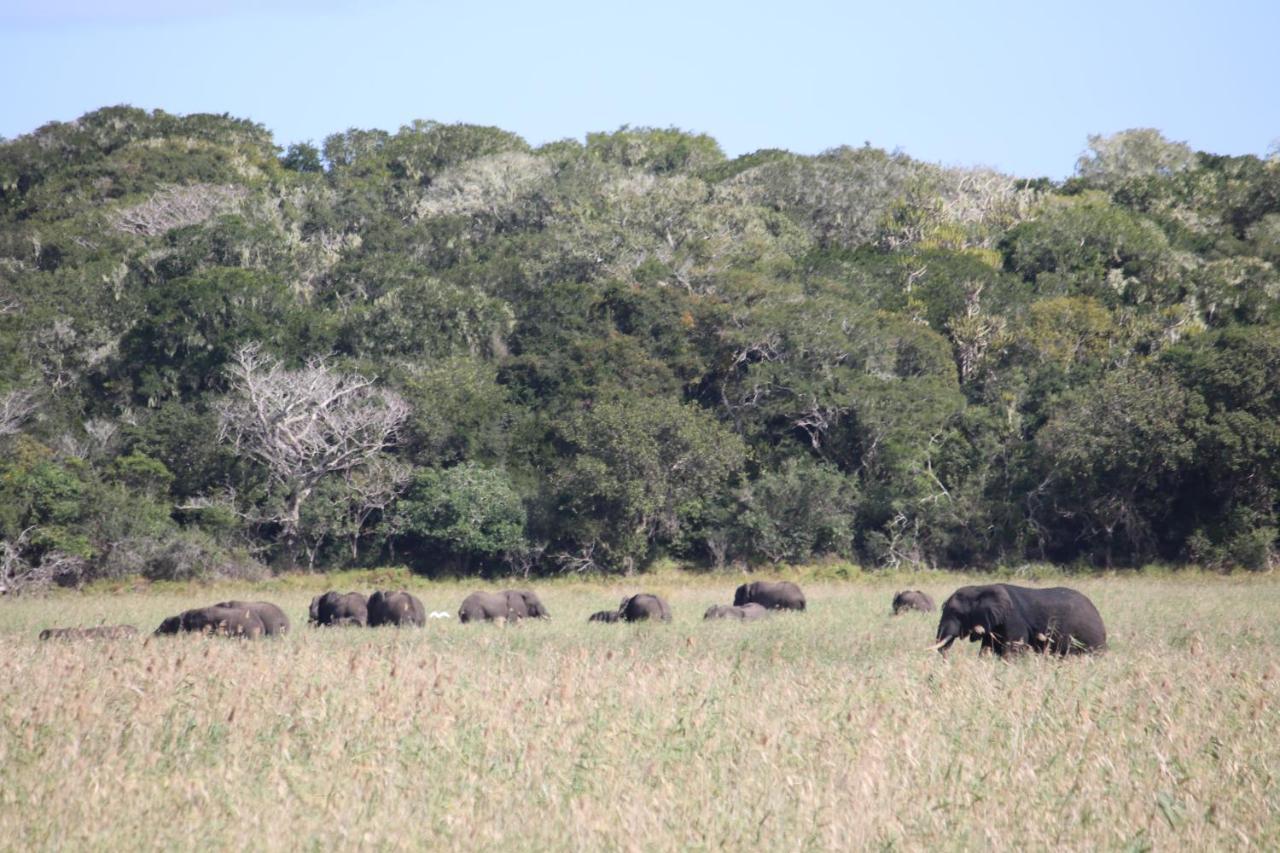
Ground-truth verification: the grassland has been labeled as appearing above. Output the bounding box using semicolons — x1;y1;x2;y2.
2;573;1278;850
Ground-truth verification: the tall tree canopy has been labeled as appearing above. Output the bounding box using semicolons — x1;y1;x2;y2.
2;107;1278;585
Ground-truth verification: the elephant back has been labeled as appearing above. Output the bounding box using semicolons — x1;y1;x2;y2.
619;593;672;622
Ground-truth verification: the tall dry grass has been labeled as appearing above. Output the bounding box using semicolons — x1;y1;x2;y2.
1;577;1278;850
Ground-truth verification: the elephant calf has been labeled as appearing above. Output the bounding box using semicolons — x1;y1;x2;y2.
458;590;551;623
734;580;806;611
618;593;672;623
934;584;1107;657
368;591;426;627
215;600;290;636
892;590;935;615
309;591;369;627
704;603;770;621
39;625;138;641
588;610;620;623
154;605;266;639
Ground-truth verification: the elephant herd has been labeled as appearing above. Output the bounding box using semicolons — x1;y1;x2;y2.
35;581;1108;658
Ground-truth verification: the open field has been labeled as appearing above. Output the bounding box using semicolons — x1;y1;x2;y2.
2;575;1279;850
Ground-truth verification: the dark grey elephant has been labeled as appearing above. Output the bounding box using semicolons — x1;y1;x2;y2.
215;600;290;636
618;594;672;623
505;589;551;620
458;590;550;623
588;610;620;623
734;581;806;611
367;591;426;627
39;625;138;641
892;590;935;615
704;603;770;621
309;591;369;627
934;584;1107;657
154;605;266;638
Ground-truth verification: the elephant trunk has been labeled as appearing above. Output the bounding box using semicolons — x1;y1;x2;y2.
935;615;963;653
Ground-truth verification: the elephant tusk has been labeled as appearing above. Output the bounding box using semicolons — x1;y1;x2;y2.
1036;632;1049;643
930;638;952;651
971;625;986;636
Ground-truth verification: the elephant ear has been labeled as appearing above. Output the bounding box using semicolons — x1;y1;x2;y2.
978;586;1010;630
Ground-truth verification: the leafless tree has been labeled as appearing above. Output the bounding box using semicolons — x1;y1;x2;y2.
0;528;87;595
504;540;548;580
341;456;412;561
112;183;247;237
217;344;410;564
0;389;37;439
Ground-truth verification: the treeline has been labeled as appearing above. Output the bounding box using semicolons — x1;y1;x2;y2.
1;107;1277;587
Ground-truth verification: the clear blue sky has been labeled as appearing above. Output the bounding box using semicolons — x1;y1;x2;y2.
3;0;1277;178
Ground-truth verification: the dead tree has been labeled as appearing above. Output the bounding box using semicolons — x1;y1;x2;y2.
217;344;409;565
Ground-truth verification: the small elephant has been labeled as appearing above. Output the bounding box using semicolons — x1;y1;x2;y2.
155;605;266;639
309;591;369;627
39;625;138;641
588;610;620;623
618;593;672;623
892;590;935;615
704;603;771;621
934;584;1107;657
368;591;426;627
458;590;550;623
215;600;290;636
734;580;806;611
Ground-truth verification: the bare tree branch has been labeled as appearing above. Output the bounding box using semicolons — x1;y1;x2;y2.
0;389;37;438
112;184;247;237
216;344;409;562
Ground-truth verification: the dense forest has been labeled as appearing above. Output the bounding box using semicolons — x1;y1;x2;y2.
1;107;1277;587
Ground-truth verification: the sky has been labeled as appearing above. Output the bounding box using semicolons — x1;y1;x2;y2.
2;0;1277;178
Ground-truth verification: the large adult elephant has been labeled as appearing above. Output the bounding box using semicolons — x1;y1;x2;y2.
934;584;1107;657
215;600;290;636
458;590;550;623
504;589;551;620
618;594;672;623
40;625;138;641
704;603;770;621
892;590;935;615
154;605;265;639
367;591;426;627
309;591;369;627
734;581;806;611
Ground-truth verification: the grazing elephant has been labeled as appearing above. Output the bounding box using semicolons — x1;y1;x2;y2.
309;591;369;627
215;600;290;636
934;584;1107;657
892;590;935;615
505;589;551;620
734;580;806;611
618;594;672;623
367;591;426;627
154;605;266;639
39;625;138;641
588;609;620;623
704;603;770;621
458;590;550;623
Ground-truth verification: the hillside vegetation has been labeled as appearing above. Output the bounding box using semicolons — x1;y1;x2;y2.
2;110;1279;584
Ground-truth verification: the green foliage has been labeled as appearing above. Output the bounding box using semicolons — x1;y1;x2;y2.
552;395;746;572
1000;192;1177;306
108;267;297;404
2;107;1278;574
281;142;323;173
586;126;725;174
733;456;859;563
395;463;526;573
